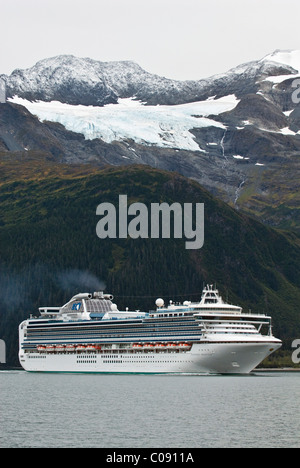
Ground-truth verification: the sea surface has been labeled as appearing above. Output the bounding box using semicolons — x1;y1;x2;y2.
0;370;299;448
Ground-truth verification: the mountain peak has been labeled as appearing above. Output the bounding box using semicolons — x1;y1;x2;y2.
2;55;171;106
260;49;300;72
14;54;143;71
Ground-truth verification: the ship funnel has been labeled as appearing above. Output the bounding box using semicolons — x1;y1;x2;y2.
103;294;114;300
93;292;114;300
71;293;92;301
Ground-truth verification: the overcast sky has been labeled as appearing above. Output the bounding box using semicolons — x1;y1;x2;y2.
1;0;300;80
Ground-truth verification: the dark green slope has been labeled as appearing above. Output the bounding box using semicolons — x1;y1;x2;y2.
0;156;300;366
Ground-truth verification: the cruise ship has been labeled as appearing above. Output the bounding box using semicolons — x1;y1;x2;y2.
19;285;282;374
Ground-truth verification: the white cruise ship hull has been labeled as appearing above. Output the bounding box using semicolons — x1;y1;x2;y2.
18;286;283;375
19;338;281;375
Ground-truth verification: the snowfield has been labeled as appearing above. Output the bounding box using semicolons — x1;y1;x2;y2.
261;50;300;72
10;95;239;152
261;50;300;84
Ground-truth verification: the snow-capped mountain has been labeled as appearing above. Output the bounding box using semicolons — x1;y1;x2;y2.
2;50;300;106
1;50;300;231
1;55;205;106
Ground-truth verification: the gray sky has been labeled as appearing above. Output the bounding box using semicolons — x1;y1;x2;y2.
1;0;300;80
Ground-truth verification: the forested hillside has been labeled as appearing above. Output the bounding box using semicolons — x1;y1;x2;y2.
1;152;300;366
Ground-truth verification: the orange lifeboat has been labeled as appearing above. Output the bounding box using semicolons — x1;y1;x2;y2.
37;345;46;352
86;344;96;351
132;343;143;349
155;343;166;350
56;345;65;351
143;343;155;349
76;344;86;351
46;345;56;352
66;344;76;352
178;342;191;349
166;343;177;349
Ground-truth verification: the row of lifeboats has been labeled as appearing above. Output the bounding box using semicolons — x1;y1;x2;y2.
36;342;192;353
36;344;102;352
132;342;191;350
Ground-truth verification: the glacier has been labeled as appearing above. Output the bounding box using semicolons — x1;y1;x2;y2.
9;95;239;152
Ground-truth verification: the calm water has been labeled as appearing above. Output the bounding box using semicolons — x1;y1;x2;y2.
0;371;299;448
